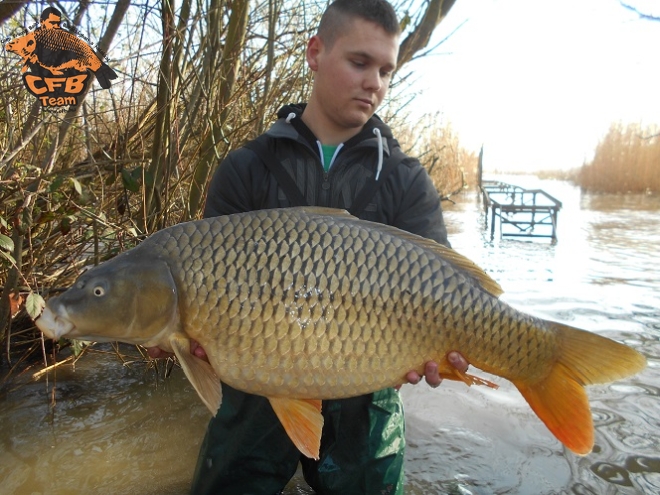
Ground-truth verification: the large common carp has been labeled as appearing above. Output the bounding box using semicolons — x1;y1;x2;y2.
35;207;646;459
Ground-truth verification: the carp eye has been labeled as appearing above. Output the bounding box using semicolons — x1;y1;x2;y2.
93;286;105;297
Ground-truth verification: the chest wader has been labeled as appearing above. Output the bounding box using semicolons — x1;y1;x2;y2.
191;137;408;495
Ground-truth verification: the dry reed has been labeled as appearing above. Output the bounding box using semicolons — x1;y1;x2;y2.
579;122;660;193
387;113;477;198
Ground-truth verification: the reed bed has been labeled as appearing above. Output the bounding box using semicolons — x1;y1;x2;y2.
579;122;660;193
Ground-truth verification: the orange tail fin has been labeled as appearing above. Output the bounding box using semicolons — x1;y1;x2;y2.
513;322;646;455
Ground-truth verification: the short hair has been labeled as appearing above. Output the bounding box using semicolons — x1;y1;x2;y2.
41;7;62;22
318;0;400;47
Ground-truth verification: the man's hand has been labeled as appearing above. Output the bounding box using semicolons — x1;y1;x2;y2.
146;339;209;362
404;351;469;388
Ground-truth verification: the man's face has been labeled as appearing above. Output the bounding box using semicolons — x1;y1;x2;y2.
307;18;399;132
43;13;61;29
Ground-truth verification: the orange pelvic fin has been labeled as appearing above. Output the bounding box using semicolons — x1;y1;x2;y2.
437;355;499;389
269;397;323;460
514;322;646;455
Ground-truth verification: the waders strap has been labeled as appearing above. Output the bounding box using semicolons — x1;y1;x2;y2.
244;138;308;207
348;146;407;217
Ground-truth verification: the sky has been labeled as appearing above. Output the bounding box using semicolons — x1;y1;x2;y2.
404;0;660;172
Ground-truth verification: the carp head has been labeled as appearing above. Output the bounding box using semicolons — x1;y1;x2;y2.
35;253;180;348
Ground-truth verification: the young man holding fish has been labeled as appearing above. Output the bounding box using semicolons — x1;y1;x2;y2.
150;0;469;493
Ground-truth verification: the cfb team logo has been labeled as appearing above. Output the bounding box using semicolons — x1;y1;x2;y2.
4;7;117;110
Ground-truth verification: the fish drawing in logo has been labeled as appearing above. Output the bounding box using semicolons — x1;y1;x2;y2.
5;7;117;89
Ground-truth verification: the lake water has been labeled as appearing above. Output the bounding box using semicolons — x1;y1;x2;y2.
1;178;658;494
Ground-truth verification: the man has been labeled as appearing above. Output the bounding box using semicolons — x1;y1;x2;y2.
150;0;469;493
41;7;62;29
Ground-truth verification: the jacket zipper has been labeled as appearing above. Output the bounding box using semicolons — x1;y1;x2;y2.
320;171;331;206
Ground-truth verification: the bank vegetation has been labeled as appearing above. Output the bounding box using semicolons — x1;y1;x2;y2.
0;0;476;369
579;122;660;193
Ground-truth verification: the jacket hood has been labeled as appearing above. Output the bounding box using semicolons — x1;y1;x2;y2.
268;103;395;153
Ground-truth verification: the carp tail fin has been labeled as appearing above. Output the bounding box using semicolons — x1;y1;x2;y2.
514;362;594;455
513;322;646;455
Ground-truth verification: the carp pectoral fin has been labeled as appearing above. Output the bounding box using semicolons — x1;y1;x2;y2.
514;321;646;456
169;333;222;416
269;397;323;460
437;357;499;389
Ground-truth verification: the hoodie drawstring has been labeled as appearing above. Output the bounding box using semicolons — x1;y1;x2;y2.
287;112;383;179
317;141;344;171
372;127;384;181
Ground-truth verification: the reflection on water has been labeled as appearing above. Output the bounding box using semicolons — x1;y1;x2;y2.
1;179;658;494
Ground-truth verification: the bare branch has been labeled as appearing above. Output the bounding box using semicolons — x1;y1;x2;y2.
620;1;660;21
397;0;457;68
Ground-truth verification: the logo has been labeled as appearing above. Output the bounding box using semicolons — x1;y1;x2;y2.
4;7;117;111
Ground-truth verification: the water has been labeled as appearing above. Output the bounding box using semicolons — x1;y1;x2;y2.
398;177;660;495
1;178;659;494
0;349;209;495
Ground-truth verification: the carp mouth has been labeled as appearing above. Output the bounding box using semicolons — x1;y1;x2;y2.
35;306;75;340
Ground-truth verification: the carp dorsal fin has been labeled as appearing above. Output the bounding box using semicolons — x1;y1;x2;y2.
294;206;357;218
364;224;504;298
169;333;222;415
419;240;504;298
268;397;323;460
